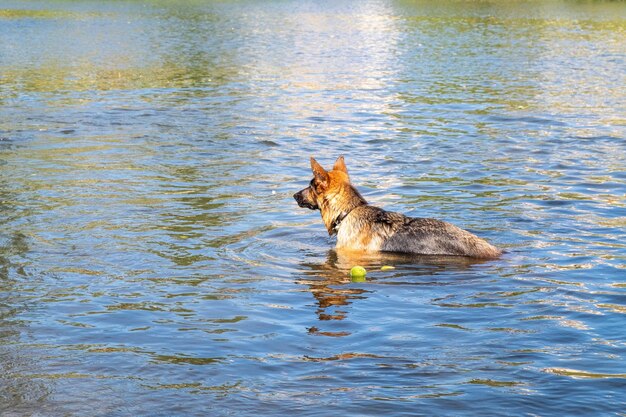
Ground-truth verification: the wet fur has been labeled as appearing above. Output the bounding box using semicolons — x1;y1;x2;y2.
294;156;502;259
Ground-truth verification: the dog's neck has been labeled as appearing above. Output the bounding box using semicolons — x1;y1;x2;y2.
320;184;367;235
329;211;351;234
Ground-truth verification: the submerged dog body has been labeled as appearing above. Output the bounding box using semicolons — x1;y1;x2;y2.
294;156;501;259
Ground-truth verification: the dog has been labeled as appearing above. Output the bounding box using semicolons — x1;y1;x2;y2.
294;156;502;259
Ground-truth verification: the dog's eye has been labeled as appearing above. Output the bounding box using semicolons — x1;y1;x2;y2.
309;179;315;188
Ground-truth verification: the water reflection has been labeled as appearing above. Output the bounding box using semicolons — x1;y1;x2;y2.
0;230;52;413
297;249;492;335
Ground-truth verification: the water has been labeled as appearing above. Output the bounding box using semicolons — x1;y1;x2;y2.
1;0;625;415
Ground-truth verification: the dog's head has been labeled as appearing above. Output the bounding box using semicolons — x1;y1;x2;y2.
293;156;349;211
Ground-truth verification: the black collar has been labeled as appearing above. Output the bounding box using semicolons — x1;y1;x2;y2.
330;211;348;234
330;205;362;234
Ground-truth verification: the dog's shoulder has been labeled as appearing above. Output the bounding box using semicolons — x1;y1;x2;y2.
370;206;405;225
365;206;446;232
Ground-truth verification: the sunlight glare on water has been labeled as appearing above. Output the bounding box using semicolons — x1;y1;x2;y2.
1;0;625;415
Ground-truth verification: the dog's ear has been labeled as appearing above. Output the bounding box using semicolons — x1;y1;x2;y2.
333;155;348;175
310;157;329;187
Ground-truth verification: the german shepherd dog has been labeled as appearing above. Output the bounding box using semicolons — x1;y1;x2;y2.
294;156;502;259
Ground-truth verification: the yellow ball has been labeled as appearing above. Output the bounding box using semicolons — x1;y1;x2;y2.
350;266;367;278
380;265;395;271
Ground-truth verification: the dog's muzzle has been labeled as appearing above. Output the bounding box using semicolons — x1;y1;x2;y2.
293;189;318;210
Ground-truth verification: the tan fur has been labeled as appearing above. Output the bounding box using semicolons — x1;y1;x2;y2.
294;156;502;259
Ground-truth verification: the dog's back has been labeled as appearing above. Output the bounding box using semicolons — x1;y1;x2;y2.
336;205;502;259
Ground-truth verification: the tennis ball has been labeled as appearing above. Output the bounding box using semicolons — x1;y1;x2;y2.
350;266;367;279
380;265;395;271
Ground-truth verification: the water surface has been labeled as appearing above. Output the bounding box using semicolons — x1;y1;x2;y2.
1;1;625;415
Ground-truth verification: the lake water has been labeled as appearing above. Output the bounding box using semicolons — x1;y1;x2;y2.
1;1;625;415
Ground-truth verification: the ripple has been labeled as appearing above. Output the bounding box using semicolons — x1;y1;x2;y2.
467;378;525;387
544;368;626;379
150;355;225;366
